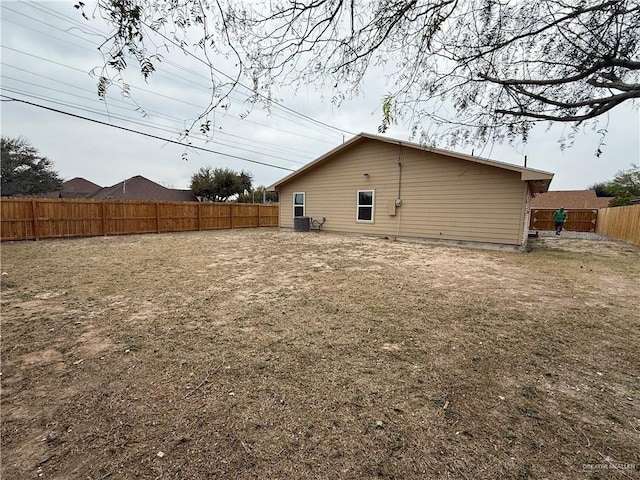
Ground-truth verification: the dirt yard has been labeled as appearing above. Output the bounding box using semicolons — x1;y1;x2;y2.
1;229;639;479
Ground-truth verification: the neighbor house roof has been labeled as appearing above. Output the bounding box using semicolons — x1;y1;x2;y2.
88;176;197;202
531;190;612;209
37;177;103;198
61;177;103;197
269;132;554;193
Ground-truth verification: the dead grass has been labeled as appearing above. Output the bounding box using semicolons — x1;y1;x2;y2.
1;229;639;479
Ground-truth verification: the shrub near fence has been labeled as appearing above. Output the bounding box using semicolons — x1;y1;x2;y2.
596;204;640;246
0;197;279;241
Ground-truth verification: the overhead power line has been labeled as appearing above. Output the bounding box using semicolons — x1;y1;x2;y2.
1;94;297;172
17;0;355;139
140;21;356;137
0;66;316;160
0;81;309;165
5;2;345;146
1;44;340;146
3;2;347;166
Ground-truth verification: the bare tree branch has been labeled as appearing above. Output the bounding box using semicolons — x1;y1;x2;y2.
83;0;640;150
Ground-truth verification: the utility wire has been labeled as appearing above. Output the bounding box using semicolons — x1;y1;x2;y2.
0;74;310;163
1;44;340;146
1;64;317;159
21;0;100;34
4;2;345;163
19;0;354;138
142;20;355;137
1;94;297;172
5;4;344;144
1;86;306;166
1;64;193;123
2;8;97;50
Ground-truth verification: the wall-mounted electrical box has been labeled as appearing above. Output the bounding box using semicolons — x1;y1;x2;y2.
387;200;397;216
395;199;402;207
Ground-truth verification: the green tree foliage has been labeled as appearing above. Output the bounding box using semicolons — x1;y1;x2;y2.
83;0;639;150
589;164;640;206
590;182;616;198
190;167;252;202
236;185;279;203
1;137;63;196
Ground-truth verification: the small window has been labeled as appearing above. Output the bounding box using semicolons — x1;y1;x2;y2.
293;192;305;217
357;190;374;222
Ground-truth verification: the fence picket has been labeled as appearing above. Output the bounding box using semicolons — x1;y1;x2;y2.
1;197;279;241
595;205;640;246
529;209;597;232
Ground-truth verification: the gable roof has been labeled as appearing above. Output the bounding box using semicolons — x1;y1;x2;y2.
269;132;554;193
531;189;613;209
62;177;102;194
89;176;197;202
36;177;103;198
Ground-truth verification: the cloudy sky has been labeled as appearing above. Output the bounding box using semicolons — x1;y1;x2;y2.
1;1;639;192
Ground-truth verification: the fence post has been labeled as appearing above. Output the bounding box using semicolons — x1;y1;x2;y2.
156;202;161;234
1;198;280;241
31;199;39;240
101;202;106;236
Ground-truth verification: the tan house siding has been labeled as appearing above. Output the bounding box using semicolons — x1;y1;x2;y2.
279;139;531;245
521;183;533;245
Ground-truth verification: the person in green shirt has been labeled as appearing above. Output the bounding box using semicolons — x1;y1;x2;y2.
554;207;568;235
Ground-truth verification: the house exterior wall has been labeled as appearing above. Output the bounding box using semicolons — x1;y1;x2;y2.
278;139;529;246
521;183;533;245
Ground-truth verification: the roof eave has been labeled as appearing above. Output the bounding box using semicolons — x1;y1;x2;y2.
268;135;366;190
528;178;553;194
267;132;555;190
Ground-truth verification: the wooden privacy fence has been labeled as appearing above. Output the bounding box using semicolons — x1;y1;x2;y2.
0;197;279;241
529;209;598;232
596;204;640;246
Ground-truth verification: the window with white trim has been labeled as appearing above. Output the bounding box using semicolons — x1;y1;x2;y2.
357;190;374;222
293;192;305;217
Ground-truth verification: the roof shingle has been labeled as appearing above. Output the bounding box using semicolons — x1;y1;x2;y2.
88;176;197;202
531;190;612;209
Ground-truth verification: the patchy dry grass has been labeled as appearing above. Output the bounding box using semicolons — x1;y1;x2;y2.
1;229;639;479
